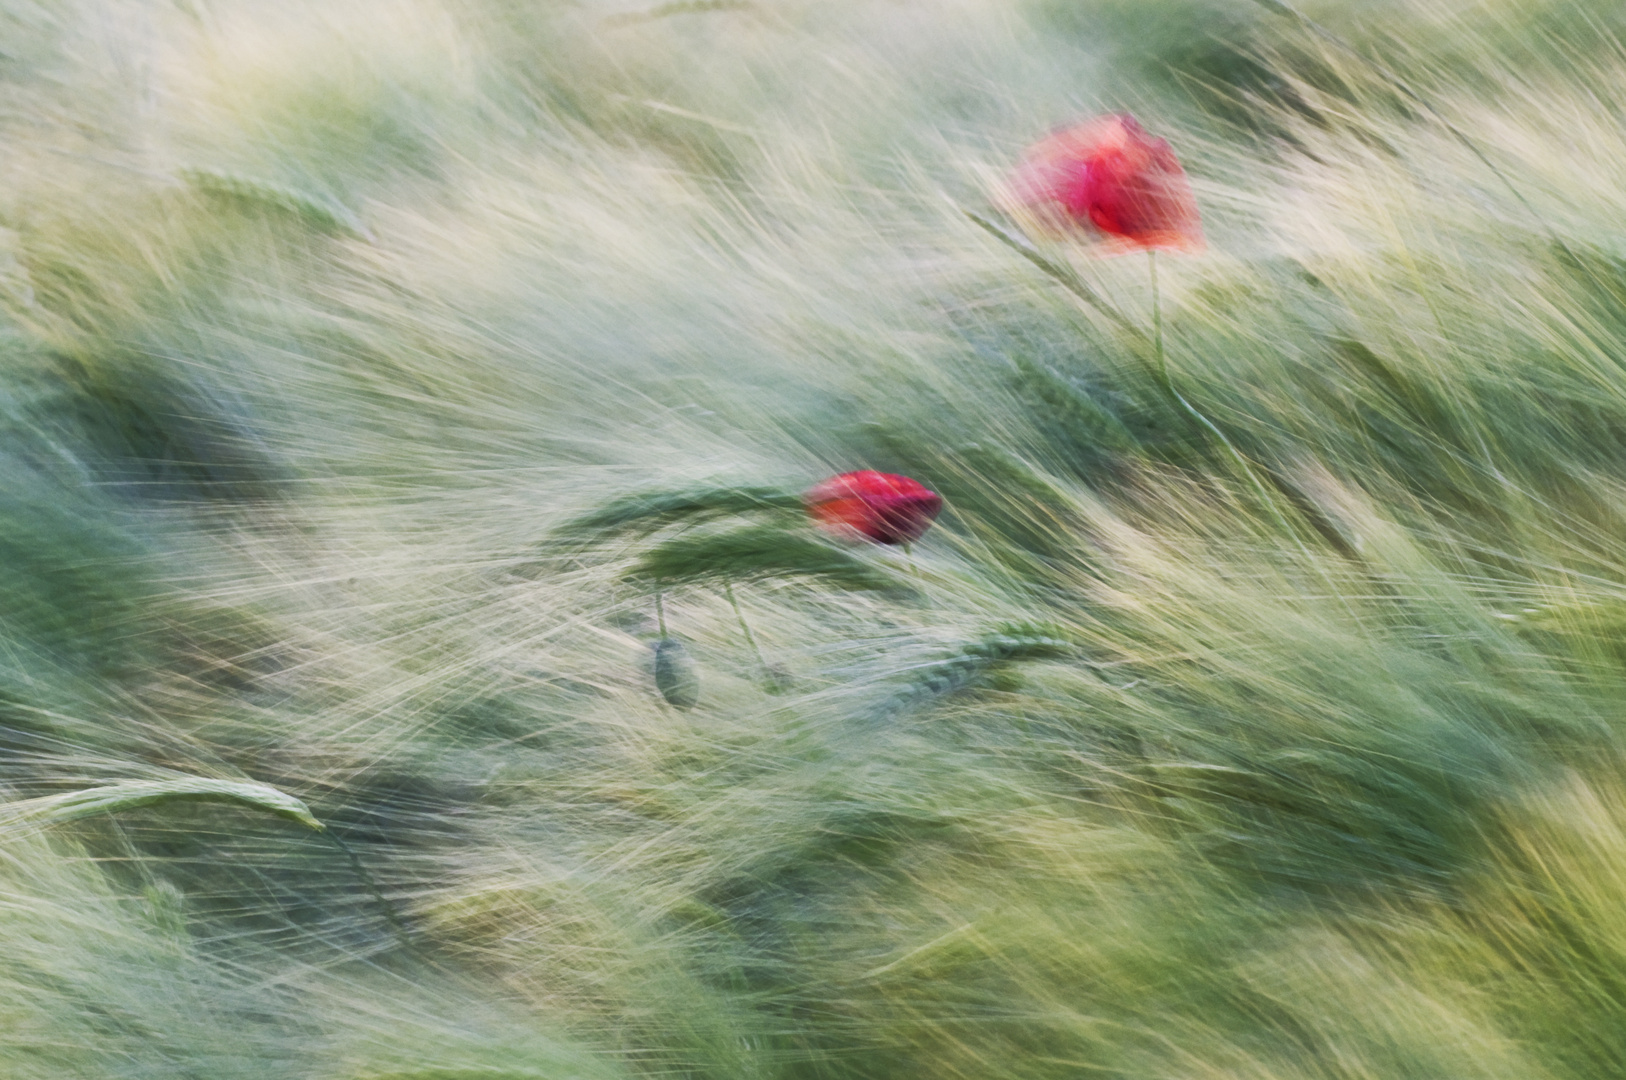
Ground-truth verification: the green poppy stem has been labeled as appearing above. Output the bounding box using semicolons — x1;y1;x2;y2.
724;580;770;676
1150;249;1165;385
902;540;925;585
655;589;668;638
1148;252;1297;540
324;830;413;949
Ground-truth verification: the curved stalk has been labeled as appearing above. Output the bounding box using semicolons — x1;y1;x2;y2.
724;580;771;680
1148;252;1298;541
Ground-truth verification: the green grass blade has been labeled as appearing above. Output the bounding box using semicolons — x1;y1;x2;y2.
0;778;324;832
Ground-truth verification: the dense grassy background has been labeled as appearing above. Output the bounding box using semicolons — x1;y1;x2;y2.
7;0;1626;1075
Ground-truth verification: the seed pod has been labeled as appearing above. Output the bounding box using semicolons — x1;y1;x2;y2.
652;638;700;709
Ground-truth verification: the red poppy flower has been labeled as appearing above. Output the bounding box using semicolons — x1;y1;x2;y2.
1002;113;1204;255
804;471;943;545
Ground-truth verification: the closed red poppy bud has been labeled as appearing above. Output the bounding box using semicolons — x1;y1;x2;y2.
1001;113;1204;255
804;471;943;546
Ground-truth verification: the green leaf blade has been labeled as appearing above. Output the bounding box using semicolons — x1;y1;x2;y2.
2;778;324;833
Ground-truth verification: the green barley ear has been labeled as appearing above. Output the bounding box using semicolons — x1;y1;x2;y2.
866;623;1074;722
0;777;324;832
1008;355;1139;456
630;524;902;592
551;486;803;546
180;168;373;241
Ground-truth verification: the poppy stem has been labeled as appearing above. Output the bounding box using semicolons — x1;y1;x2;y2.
902;541;924;584
323;830;414;950
1148;252;1298;540
655;589;668;638
724;580;770;678
1150;250;1166;386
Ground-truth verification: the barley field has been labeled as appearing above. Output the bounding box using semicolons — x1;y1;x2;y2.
6;0;1626;1076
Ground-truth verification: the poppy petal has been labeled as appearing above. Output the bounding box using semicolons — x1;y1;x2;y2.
805;471;943;545
1001;114;1203;255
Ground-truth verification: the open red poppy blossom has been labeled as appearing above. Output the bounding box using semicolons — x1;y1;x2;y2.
805;471;943;545
1002;113;1204;255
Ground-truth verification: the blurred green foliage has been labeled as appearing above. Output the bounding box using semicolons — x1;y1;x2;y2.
6;0;1626;1077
